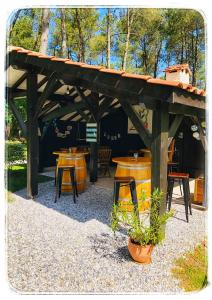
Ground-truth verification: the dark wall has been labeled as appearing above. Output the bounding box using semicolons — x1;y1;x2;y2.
40;108;145;168
174;117;205;178
39;110;205;179
100;108;145;157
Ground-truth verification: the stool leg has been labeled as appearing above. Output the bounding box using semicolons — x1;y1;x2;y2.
129;181;138;209
70;168;76;203
182;179;189;222
55;168;61;203
168;178;174;211
179;179;183;196
166;177;171;207
75;171;78;198
58;169;63;198
113;182;120;206
186;178;192;215
129;181;139;221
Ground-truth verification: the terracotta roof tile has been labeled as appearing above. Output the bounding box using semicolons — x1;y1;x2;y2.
27;52;43;57
8;46;206;97
147;78;181;87
17;49;32;54
50;57;71;62
99;68;125;75
81;64;104;70
65;61;85;66
8;46;23;51
38;55;55;59
121;73;152;80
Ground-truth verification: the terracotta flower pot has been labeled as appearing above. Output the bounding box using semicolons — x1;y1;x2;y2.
128;238;154;264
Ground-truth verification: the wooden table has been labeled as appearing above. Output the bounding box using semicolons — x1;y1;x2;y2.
53;151;89;193
112;157;151;211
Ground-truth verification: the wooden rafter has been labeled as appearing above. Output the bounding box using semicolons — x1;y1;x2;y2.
8;97;27;137
33;72;62;120
98;97;114;118
119;99;152;148
168;114;184;146
42;101;87;121
12;72;27;89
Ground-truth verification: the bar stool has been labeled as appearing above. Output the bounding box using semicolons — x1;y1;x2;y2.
113;176;139;213
167;172;192;222
55;165;78;203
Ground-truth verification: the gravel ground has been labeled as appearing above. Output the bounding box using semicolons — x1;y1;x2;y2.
7;180;207;294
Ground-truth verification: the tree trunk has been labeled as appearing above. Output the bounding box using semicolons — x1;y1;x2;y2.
123;9;134;71
106;8;111;68
153;42;162;78
39;8;50;55
61;8;68;58
75;9;85;62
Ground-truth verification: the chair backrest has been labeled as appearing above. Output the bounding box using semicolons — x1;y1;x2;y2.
168;139;175;162
98;148;112;163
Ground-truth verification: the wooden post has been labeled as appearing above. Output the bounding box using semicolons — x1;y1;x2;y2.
89;123;99;182
26;72;39;199
86;93;100;183
151;103;169;214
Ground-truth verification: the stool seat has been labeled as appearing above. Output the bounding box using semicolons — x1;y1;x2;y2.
168;172;189;179
114;176;135;183
58;165;75;169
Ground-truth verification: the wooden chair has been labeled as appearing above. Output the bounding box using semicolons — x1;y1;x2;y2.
168;139;179;172
98;147;112;177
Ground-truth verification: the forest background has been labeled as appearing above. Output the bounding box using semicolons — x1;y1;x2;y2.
7;7;205;138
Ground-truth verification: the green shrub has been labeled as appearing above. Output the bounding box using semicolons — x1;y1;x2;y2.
5;140;27;165
110;188;174;246
171;241;208;291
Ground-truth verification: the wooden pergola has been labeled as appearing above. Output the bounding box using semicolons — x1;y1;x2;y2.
6;46;206;213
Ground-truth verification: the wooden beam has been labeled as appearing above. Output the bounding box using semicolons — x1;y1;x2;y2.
12;72;27;89
168;114;184;147
151;103;169;215
76;108;90;122
26;72;39;199
171;90;205;110
119;99;152;148
33;73;62;120
42;101;87;121
38;101;59;118
37;76;49;89
168;103;205;119
74;87;99;121
8;98;27;138
98;97;114;118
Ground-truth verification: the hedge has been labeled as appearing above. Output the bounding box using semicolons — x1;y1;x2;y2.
5;140;27;165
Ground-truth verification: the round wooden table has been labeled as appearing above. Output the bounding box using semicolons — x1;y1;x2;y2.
53;151;89;193
112;157;151;211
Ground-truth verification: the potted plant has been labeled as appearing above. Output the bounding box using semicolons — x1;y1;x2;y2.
110;188;174;264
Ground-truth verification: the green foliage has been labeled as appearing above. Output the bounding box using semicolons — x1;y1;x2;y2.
110;188;174;246
6;164;52;192
171;241;208;291
7;191;15;203
5;141;27;165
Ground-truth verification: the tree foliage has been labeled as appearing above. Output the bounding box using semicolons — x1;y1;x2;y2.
7;8;206;138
